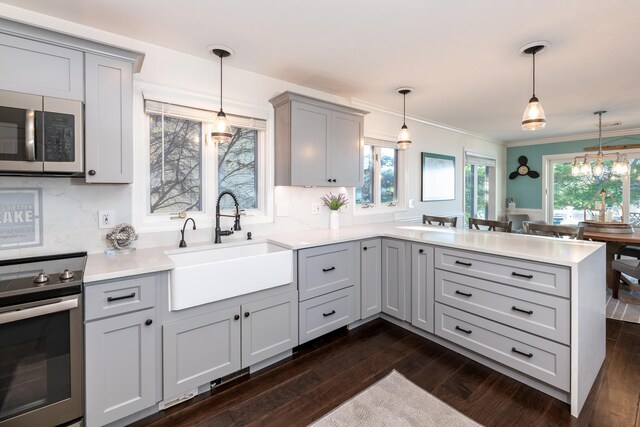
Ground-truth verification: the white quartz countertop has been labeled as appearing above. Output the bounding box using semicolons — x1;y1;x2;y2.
84;221;604;283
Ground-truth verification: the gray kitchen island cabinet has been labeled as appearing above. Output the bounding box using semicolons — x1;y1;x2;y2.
381;238;410;321
269;91;368;187
163;290;298;400
84;273;159;427
411;243;435;333
360;238;382;318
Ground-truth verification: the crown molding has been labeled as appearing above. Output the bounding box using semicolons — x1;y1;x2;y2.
504;127;640;148
350;98;504;146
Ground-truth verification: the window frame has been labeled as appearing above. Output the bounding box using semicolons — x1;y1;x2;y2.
353;137;406;215
543;149;640;224
463;149;496;221
133;82;272;232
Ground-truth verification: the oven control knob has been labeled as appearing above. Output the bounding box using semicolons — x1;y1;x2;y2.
33;273;49;284
59;269;75;280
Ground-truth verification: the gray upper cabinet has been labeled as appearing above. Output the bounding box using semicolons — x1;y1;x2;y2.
411;243;434;333
0;32;84;100
361;238;382;318
381;239;409;321
269;91;368;187
0;17;144;183
85;54;134;183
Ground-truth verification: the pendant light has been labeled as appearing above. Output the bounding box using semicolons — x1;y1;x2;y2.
210;46;233;142
592;111;606;177
520;42;548;131
396;87;413;150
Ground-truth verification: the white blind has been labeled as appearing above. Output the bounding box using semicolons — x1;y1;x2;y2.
465;152;496;167
144;99;266;130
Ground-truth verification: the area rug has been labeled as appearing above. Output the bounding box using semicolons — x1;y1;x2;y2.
607;287;640;323
310;370;481;427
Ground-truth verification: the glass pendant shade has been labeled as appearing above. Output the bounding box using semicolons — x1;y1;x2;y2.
579;161;592;176
571;161;581;176
212;110;232;141
593;158;604;177
397;124;411;150
521;96;547;131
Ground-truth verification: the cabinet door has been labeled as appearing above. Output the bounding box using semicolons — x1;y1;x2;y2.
163;306;241;399
361;238;382;318
241;291;298;368
290;101;330;186
0;32;83;100
381;239;407;320
330;111;363;186
411;244;434;333
85;308;156;427
85;53;133;183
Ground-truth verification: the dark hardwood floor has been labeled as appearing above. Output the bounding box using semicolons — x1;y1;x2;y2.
134;318;640;426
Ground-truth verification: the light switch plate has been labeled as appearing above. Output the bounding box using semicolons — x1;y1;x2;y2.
408;199;415;208
311;203;321;215
98;210;116;229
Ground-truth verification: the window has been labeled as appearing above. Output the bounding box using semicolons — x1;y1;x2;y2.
355;138;403;211
546;152;640;224
464;152;496;221
143;99;267;227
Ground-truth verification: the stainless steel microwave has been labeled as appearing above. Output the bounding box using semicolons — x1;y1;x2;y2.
0;89;83;175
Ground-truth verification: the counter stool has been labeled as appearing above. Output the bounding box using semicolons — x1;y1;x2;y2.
612;258;640;299
423;215;457;227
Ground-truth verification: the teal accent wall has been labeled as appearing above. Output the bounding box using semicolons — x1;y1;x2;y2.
506;134;640;209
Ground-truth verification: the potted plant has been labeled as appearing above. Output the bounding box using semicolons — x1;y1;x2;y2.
321;192;348;229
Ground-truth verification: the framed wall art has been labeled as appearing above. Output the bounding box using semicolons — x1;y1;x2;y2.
421;153;455;201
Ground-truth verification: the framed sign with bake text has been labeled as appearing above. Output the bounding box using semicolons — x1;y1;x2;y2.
0;188;43;249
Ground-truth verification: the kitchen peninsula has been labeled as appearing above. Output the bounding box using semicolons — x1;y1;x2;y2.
84;222;605;424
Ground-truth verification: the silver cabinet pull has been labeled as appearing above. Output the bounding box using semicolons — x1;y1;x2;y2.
25;109;36;161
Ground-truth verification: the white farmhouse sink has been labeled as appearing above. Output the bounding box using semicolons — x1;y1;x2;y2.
167;242;293;310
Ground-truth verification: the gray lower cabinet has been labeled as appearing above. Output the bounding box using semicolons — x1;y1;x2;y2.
381;239;409;320
361;238;382;318
299;286;357;344
163;290;298;399
85;308;156;427
85;53;134;183
241;292;298;368
163;306;241;399
411;243;434;333
298;242;356;301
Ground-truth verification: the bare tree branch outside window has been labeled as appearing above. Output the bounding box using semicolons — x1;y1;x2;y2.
218;127;257;210
149;114;202;213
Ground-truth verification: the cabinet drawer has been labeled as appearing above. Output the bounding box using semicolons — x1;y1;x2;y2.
299;286;356;344
85;274;156;320
435;304;570;391
436;270;570;344
298;243;355;301
435;247;570;298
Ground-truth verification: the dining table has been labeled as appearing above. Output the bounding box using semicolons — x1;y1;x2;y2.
583;228;640;302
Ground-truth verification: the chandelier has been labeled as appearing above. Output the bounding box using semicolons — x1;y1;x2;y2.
571;111;629;177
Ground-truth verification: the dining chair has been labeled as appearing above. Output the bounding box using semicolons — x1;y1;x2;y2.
506;213;530;233
423;215;457;227
526;223;585;240
612;259;640;299
468;218;512;232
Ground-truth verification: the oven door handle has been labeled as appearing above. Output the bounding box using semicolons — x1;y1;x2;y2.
0;297;78;325
25;109;36;161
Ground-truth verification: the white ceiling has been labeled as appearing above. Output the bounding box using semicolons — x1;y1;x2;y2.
3;0;640;143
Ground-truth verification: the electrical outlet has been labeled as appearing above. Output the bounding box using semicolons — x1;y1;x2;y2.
408;199;415;208
340;204;348;212
311;203;321;215
98;210;116;229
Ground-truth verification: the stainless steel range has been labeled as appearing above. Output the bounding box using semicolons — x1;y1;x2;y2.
0;252;86;427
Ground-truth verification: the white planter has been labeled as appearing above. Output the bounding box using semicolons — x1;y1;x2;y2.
330;211;339;229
